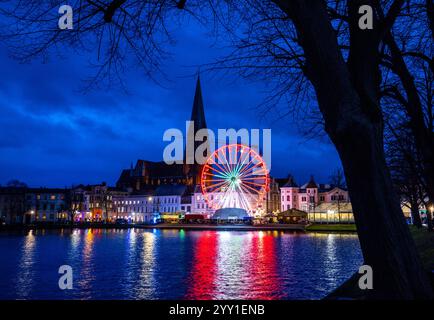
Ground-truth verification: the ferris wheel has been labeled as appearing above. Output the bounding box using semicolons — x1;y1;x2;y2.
200;144;269;213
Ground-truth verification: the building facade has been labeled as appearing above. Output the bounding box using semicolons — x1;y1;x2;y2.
111;185;190;223
72;183;127;222
280;175;350;213
25;188;70;223
0;187;26;224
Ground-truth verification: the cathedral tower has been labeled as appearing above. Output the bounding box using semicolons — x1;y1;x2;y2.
186;74;209;185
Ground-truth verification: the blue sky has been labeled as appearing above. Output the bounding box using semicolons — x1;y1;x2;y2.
0;17;341;188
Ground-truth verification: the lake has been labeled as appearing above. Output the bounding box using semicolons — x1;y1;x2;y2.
0;228;362;300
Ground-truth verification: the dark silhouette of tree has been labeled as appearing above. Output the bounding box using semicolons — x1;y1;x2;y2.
385;121;425;228
329;168;346;189
6;179;27;188
0;0;432;298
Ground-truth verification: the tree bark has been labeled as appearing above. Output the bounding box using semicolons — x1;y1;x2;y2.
272;0;433;298
410;201;423;228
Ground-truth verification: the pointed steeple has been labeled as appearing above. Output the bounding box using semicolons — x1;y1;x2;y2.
306;175;317;188
190;74;207;130
186;74;209;186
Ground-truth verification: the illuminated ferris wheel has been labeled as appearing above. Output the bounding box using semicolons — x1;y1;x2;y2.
200;144;269;214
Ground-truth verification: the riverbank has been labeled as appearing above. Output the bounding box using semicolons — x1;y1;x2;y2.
0;222;306;232
0;222;361;232
138;223;306;231
306;224;357;232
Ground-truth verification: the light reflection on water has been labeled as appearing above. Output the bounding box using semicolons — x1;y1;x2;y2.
0;229;362;300
15;230;36;298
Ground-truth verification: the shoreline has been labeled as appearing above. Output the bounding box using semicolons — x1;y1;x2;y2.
0;223;306;232
0;223;359;233
138;223;306;231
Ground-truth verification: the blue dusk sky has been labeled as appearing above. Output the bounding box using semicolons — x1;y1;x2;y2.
0;16;341;188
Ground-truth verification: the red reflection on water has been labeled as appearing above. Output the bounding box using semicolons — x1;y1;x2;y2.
185;231;218;299
185;231;282;300
245;232;283;299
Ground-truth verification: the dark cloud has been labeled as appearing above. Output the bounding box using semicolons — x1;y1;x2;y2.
0;18;341;187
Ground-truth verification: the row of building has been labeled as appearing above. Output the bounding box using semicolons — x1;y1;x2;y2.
0;77;354;225
0;175;352;224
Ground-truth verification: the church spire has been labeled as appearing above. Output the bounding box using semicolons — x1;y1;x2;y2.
190;74;207;130
186;74;208;185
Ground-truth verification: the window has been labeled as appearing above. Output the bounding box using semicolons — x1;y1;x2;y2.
287;196;290;201
302;197;306;202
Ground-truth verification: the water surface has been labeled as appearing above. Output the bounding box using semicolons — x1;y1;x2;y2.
0;229;362;299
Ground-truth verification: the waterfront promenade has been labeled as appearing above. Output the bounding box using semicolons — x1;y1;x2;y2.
0;222;361;232
138;223;306;231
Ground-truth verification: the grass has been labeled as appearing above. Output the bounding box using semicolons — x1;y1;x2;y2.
409;225;434;271
306;224;357;232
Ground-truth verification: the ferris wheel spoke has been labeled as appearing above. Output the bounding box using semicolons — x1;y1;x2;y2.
232;148;250;176
210;157;232;178
204;179;231;192
216;148;232;174
203;164;229;179
242;180;267;188
238;185;254;211
239;162;267;178
237;154;261;176
240;182;263;195
202;178;229;182
238;176;267;181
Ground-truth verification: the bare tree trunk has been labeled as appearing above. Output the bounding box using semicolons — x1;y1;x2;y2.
410;201;423;228
273;0;433;299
